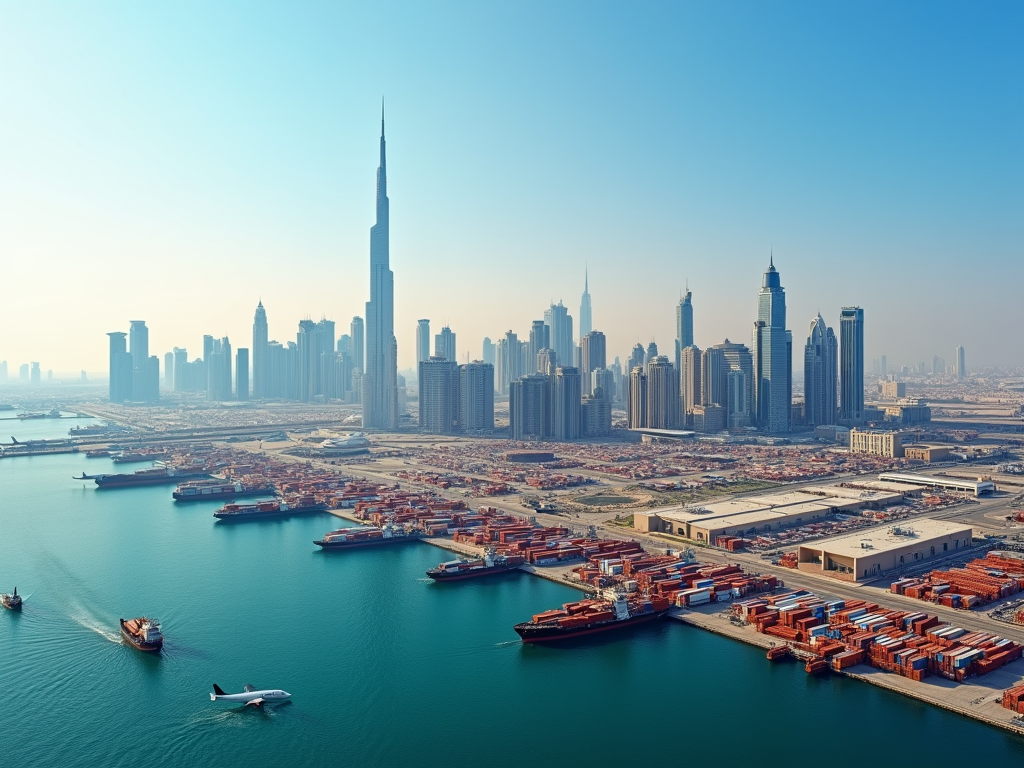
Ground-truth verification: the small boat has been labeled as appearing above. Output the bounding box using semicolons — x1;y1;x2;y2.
1;587;23;610
120;617;163;652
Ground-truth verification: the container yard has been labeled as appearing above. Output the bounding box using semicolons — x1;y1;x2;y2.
892;552;1024;609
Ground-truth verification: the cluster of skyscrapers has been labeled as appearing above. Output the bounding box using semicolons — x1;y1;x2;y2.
106;321;160;403
98;107;980;444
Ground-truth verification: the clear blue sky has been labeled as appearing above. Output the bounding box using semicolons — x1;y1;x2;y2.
1;1;1021;374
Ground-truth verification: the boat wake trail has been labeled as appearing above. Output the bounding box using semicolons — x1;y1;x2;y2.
493;640;519;648
68;605;121;643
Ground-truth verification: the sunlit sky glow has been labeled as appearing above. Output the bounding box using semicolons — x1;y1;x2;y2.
1;1;1022;376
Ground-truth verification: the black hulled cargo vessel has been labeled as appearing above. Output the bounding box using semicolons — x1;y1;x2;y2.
77;466;211;488
213;498;327;521
427;548;524;581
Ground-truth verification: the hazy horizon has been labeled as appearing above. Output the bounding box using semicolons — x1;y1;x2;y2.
2;2;1022;376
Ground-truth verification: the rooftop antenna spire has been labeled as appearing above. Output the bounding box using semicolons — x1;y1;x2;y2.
381;96;385;135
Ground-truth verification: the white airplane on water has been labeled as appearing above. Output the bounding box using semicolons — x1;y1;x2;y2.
210;684;292;707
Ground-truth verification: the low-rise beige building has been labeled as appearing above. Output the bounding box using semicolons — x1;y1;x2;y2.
880;381;906;399
903;444;952;462
850;428;904;458
796;519;972;582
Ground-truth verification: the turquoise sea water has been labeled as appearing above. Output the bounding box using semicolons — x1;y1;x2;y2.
1;426;1023;766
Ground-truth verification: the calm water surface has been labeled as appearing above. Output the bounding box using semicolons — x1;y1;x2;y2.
1;427;1023;766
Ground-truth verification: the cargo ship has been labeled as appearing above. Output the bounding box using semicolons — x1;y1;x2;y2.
213;498;327;521
513;591;671;643
113;451;170;464
427;548;525;581
1;587;23;610
315;522;422;550
174;480;276;502
120;617;163;652
76;466;211;488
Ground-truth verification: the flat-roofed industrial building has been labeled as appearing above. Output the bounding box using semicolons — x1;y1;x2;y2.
796;519;973;582
634;484;904;544
877;472;995;496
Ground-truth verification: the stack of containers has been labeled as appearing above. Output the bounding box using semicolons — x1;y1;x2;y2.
1002;685;1024;714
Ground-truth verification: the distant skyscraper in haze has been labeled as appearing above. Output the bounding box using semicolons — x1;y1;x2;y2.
528;320;550;373
127;320;158;402
700;347;728;408
416;320;431;364
956;345;966;380
627;365;646;429
510;374;552;440
419;357;460;434
482;337;495;369
107;333;131;402
460;361;494;432
236;348;249;400
751;257;791;434
253;301;268;398
839;307;865;423
434;326;456;362
804;314;838;427
645;356;679;429
680;344;702;421
578;269;592;341
552;367;582;440
350;316;365;374
580;331;606;395
362;106;399;429
675;285;694;370
163;351;174;390
0;361;7;382
628;343;645;373
644;341;658;366
544;301;574;369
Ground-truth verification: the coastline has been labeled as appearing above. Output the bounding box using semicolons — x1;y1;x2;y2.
671;605;1024;736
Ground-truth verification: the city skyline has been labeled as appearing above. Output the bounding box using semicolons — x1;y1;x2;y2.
1;3;1022;374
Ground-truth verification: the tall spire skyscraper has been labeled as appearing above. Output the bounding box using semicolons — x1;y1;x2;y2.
578;269;592;341
252;301;268;398
362;103;399;429
751;255;792;434
674;284;694;370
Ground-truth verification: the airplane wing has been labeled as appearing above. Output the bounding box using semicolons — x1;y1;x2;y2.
244;698;265;708
243;684;256;692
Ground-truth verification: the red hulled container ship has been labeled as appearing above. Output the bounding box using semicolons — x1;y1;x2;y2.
120;617;163;652
514;591;671;643
315;522;422;550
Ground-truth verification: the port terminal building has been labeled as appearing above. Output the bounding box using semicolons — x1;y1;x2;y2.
633;483;907;544
796;519;973;582
876;472;995;497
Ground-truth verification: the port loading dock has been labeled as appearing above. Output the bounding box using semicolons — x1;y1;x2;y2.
796;519;973;582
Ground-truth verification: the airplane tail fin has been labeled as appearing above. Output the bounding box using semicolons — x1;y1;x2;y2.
212;683;226;696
